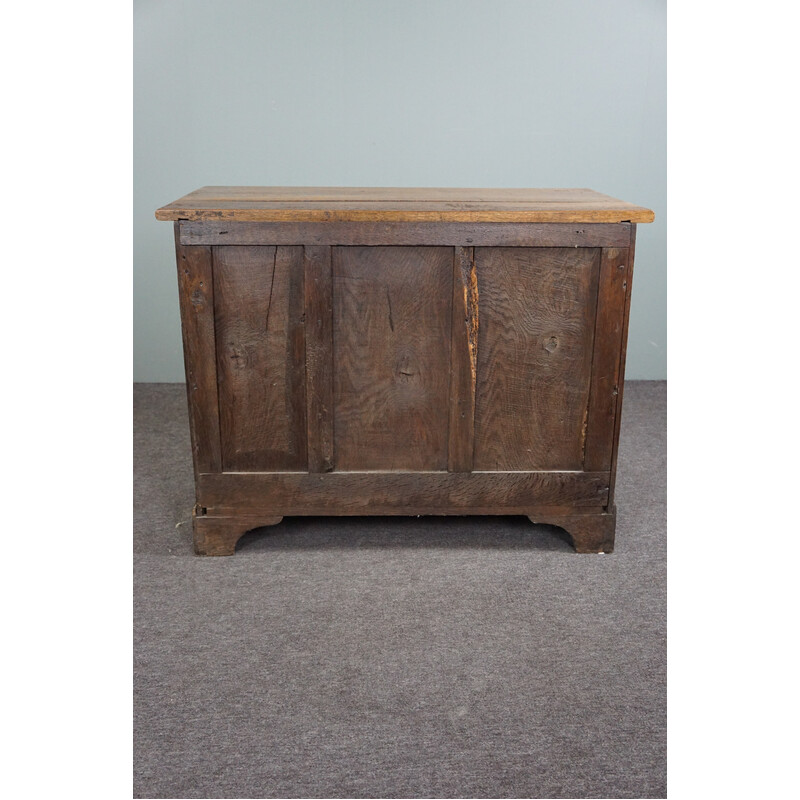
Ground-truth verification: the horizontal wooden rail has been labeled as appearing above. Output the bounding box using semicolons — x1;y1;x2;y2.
180;221;631;248
198;470;609;513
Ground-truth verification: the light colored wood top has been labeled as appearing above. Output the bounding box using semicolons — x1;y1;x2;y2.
156;187;655;223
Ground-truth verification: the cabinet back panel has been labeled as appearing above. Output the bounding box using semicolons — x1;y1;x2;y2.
473;247;601;470
213;245;307;471
332;246;453;471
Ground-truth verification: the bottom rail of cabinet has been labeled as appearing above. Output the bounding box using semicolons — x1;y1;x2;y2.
191;504;617;556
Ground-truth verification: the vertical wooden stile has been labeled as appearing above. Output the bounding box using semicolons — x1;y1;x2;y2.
174;222;222;476
607;225;637;506
304;246;334;472
584;245;631;471
285;247;308;467
448;246;478;472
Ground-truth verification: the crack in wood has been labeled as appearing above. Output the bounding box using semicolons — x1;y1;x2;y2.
459;249;479;385
448;247;479;473
264;246;278;333
386;287;395;332
580;406;589;464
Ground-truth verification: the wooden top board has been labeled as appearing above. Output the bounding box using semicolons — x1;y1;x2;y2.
155;187;655;223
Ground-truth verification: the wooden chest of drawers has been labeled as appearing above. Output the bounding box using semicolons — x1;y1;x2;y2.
156;187;654;555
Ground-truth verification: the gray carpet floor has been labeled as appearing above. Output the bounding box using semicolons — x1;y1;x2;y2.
134;381;666;799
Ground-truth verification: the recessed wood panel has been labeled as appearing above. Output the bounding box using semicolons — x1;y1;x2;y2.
213;245;306;471
332;246;453;471
473;247;601;470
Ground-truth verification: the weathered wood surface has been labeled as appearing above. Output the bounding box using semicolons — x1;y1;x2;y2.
472;247;601;471
213;246;307;470
156;186;655;223
332;246;452;471
174;227;222;475
194;506;614;554
198;471;609;512
607;226;637;507
448;247;478;472
160;189;652;555
178;221;632;247
304;246;334;473
584;247;629;472
192;506;283;556
528;508;616;553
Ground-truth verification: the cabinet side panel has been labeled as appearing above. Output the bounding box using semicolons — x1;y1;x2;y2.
213;245;307;471
332;246;453;471
473;247;600;470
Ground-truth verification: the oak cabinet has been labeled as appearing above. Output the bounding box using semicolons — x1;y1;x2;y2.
156;187;654;555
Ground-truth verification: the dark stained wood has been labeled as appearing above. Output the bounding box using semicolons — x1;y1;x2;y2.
179;220;632;248
304;246;334;472
285;249;307;462
174;225;222;475
192;505;283;556
528;507;616;553
198;471;609;512
213;245;307;470
608;226;637;507
448;247;478;472
473;247;601;470
161;188;653;555
156;187;655;223
332;246;453;471
584;247;629;471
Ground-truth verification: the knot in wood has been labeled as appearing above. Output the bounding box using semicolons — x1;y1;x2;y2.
544;336;559;353
396;351;418;382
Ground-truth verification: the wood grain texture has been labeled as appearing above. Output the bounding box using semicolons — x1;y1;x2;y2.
192;505;283;556
179;221;632;248
174;226;222;475
304;246;334;473
448;247;478;472
157;187;655;223
161;196;647;556
198;471;609;513
473;247;601;471
584;247;629;472
528;507;616;553
213;245;307;471
332;246;452;471
607;226;637;506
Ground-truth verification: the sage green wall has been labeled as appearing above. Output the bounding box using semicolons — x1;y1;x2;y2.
134;0;665;381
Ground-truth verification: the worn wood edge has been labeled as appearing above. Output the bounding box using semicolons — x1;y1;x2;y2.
304;246;334;472
528;506;616;553
584;247;628;471
174;225;222;474
178;221;632;247
203;505;608;517
448;247;478;472
285;247;308;467
607;226;637;507
197;471;609;511
192;505;283;556
159;209;654;223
